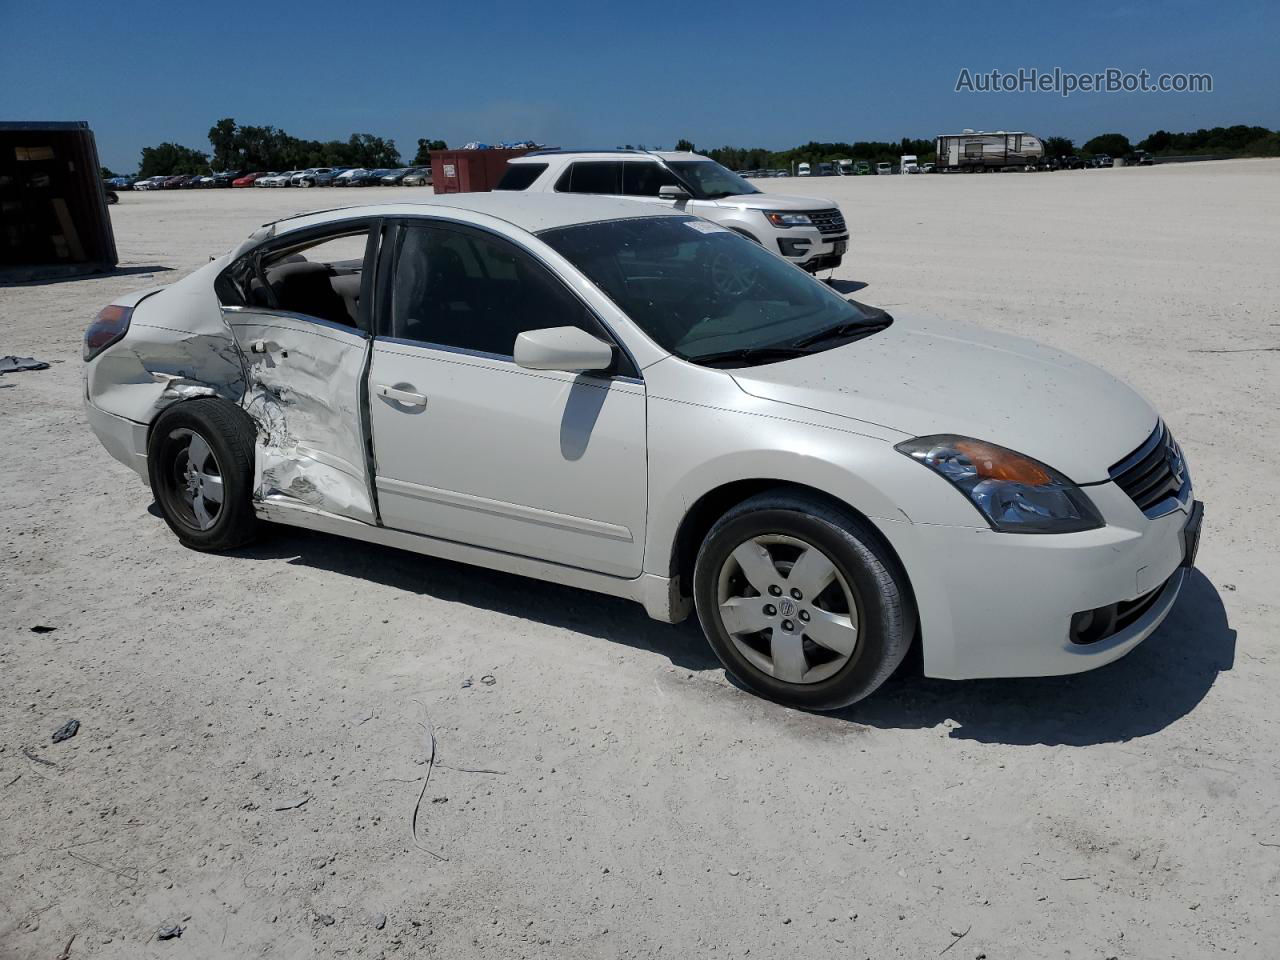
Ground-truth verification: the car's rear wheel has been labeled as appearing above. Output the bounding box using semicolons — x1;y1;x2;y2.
693;492;915;710
147;399;259;552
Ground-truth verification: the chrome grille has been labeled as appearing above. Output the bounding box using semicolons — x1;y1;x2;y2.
1109;423;1188;516
804;208;847;235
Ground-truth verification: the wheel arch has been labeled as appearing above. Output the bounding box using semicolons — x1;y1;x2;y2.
666;479;916;617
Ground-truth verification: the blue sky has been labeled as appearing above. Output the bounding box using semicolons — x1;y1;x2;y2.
3;0;1277;172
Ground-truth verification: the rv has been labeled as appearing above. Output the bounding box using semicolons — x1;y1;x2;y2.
816;161;834;176
797;162;811;177
837;158;854;176
899;154;920;174
935;130;1044;172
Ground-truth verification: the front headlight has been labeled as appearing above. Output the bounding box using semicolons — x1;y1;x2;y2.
764;211;813;227
895;435;1103;534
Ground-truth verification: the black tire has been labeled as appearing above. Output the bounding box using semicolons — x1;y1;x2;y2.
147;398;259;552
693;491;915;710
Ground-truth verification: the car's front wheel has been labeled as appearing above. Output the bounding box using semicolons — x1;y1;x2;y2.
147;399;259;552
693;492;915;710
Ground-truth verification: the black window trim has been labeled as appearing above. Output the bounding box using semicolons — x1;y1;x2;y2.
375;215;642;381
216;217;382;337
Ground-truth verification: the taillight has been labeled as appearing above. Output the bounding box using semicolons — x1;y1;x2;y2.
83;304;133;361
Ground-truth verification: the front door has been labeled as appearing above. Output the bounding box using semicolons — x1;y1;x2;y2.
220;222;378;523
366;219;647;578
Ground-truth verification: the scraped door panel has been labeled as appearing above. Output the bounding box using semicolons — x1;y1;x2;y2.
368;342;647;578
225;312;376;523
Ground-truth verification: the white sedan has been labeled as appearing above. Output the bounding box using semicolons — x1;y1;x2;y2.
82;194;1202;709
254;171;299;187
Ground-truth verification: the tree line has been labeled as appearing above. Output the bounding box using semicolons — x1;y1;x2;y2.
128;121;1280;177
135;118;449;177
674;125;1280;169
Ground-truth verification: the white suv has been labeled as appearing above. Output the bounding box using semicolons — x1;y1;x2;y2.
497;150;849;273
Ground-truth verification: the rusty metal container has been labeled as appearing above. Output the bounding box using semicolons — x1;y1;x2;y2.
430;148;534;194
0;120;118;281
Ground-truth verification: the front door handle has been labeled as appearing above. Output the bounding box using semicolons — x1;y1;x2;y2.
376;384;428;407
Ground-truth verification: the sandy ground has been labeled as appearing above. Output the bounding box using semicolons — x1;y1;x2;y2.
2;160;1278;960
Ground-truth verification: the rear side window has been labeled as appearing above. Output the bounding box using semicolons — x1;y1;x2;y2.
622;162;681;197
221;228;372;329
495;163;548;191
554;161;622;195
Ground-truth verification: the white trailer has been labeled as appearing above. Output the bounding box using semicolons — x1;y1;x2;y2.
935;130;1044;172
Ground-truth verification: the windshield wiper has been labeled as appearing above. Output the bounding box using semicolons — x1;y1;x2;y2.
790;312;893;349
691;345;815;368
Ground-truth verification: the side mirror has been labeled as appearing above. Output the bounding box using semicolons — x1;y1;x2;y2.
514;326;614;374
658;185;691;201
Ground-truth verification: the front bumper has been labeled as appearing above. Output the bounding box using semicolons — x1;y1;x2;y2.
876;484;1199;680
773;226;848;270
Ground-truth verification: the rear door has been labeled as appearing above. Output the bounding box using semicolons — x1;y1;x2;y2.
217;221;380;523
366;218;648;577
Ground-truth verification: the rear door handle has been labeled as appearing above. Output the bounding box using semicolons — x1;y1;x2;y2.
376;384;428;407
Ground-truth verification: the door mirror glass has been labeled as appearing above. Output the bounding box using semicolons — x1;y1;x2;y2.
658;185;690;201
514;326;614;373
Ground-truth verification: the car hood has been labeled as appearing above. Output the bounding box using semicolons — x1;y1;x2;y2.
729;314;1157;483
713;192;836;211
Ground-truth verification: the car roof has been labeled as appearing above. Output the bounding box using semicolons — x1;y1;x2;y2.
257;192;688;242
510;150;707;164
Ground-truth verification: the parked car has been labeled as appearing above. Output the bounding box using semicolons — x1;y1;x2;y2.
132;176;163;191
380;168;414;185
292;167;338;187
401;168;432;187
161;174;195;189
1088;154;1114;169
875;162;892;175
1060;155;1086;170
1127;151;1155;166
496;149;849;274
232;172;272;187
105;176;136;190
83;193;1202;710
919;163;936;174
205;171;243;188
331;168;369;187
256;171;299;187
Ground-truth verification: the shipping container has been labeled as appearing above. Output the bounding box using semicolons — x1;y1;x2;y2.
430;148;535;194
0;121;118;281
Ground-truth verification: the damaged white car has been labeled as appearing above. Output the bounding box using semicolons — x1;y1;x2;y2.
84;194;1202;709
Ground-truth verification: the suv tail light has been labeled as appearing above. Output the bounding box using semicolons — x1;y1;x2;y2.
83;304;133;361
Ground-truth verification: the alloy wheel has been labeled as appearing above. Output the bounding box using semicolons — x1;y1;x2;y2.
715;534;860;684
165;428;224;531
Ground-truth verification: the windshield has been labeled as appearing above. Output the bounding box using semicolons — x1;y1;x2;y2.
666;160;759;199
540;216;884;365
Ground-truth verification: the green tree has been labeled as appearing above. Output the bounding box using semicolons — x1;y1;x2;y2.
1082;133;1133;157
138;142;209;177
412;138;448;165
1042;136;1075;158
674;138;695;152
100;165;119;179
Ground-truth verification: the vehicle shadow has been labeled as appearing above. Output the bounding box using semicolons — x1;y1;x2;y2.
224;521;1233;745
231;526;720;673
838;569;1235;746
827;279;869;295
0;264;173;287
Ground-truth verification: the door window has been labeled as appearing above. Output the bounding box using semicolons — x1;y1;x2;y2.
621;162;682;197
554;161;623;194
218;226;372;329
388;222;619;365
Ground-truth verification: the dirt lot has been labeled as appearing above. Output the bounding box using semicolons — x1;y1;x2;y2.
2;161;1277;960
